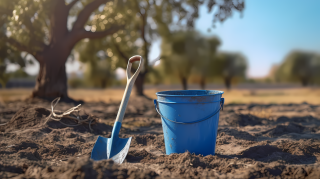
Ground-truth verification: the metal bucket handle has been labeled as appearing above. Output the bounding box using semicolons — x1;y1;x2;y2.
154;98;224;125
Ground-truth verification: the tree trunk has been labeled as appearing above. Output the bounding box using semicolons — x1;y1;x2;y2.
32;44;72;100
134;72;146;96
200;76;206;89
224;77;231;90
101;79;107;88
32;61;68;99
180;76;188;90
301;78;309;86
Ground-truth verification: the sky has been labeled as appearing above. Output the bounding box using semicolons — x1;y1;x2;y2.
13;0;320;78
195;0;320;78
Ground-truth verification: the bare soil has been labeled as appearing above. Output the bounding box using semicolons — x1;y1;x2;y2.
1;97;320;178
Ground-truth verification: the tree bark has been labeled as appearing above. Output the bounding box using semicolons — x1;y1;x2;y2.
224;77;231;90
32;43;72;99
32;60;68;99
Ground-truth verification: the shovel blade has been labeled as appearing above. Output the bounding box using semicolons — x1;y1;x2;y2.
91;136;132;164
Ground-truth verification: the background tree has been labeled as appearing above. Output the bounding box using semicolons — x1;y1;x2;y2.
74;0;143;94
77;39;116;88
213;52;247;89
193;36;220;89
0;0;123;100
0;26;27;88
85;60;115;88
74;0;245;96
160;31;201;90
275;51;320;86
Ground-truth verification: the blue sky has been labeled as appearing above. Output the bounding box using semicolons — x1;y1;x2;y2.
194;0;320;77
150;0;320;78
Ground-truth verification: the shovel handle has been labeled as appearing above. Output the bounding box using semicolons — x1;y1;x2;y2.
115;55;144;123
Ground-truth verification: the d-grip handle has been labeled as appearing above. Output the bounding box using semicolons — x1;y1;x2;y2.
115;55;144;123
126;55;144;81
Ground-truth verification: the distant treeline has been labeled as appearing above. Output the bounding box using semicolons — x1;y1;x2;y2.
67;30;248;90
270;51;320;86
3;42;320;90
68;33;320;90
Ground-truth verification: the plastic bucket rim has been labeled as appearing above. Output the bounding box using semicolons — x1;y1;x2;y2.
156;90;224;97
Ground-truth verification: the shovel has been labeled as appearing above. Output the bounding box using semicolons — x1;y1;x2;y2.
91;55;144;164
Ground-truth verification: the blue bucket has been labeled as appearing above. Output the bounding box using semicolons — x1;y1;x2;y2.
154;90;224;156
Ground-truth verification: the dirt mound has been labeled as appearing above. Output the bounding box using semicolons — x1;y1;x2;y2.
241;144;316;164
276;139;320;156
268;122;307;136
241;145;282;159
14;157;158;179
0;106;113;134
218;128;256;141
0;106;50;132
139;151;320;178
141;152;207;167
223;113;270;127
131;134;165;149
127;149;153;162
131;134;165;153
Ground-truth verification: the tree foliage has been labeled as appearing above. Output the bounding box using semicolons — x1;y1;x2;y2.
276;51;320;86
74;0;245;94
212;52;247;89
0;0;124;55
76;39;115;88
0;24;26;87
193;36;220;89
160;31;213;90
160;33;246;90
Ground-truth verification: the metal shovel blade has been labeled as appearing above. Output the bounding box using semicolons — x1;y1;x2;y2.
91;122;131;164
91;136;132;164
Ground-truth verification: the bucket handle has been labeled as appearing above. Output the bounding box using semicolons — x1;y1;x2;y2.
154;98;224;125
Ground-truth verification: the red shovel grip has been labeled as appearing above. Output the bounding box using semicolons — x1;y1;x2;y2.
129;56;141;63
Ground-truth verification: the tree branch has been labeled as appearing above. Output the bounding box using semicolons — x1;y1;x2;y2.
2;35;45;62
114;43;129;61
114;43;136;73
72;0;109;31
150;55;160;66
67;0;80;10
4;37;34;55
